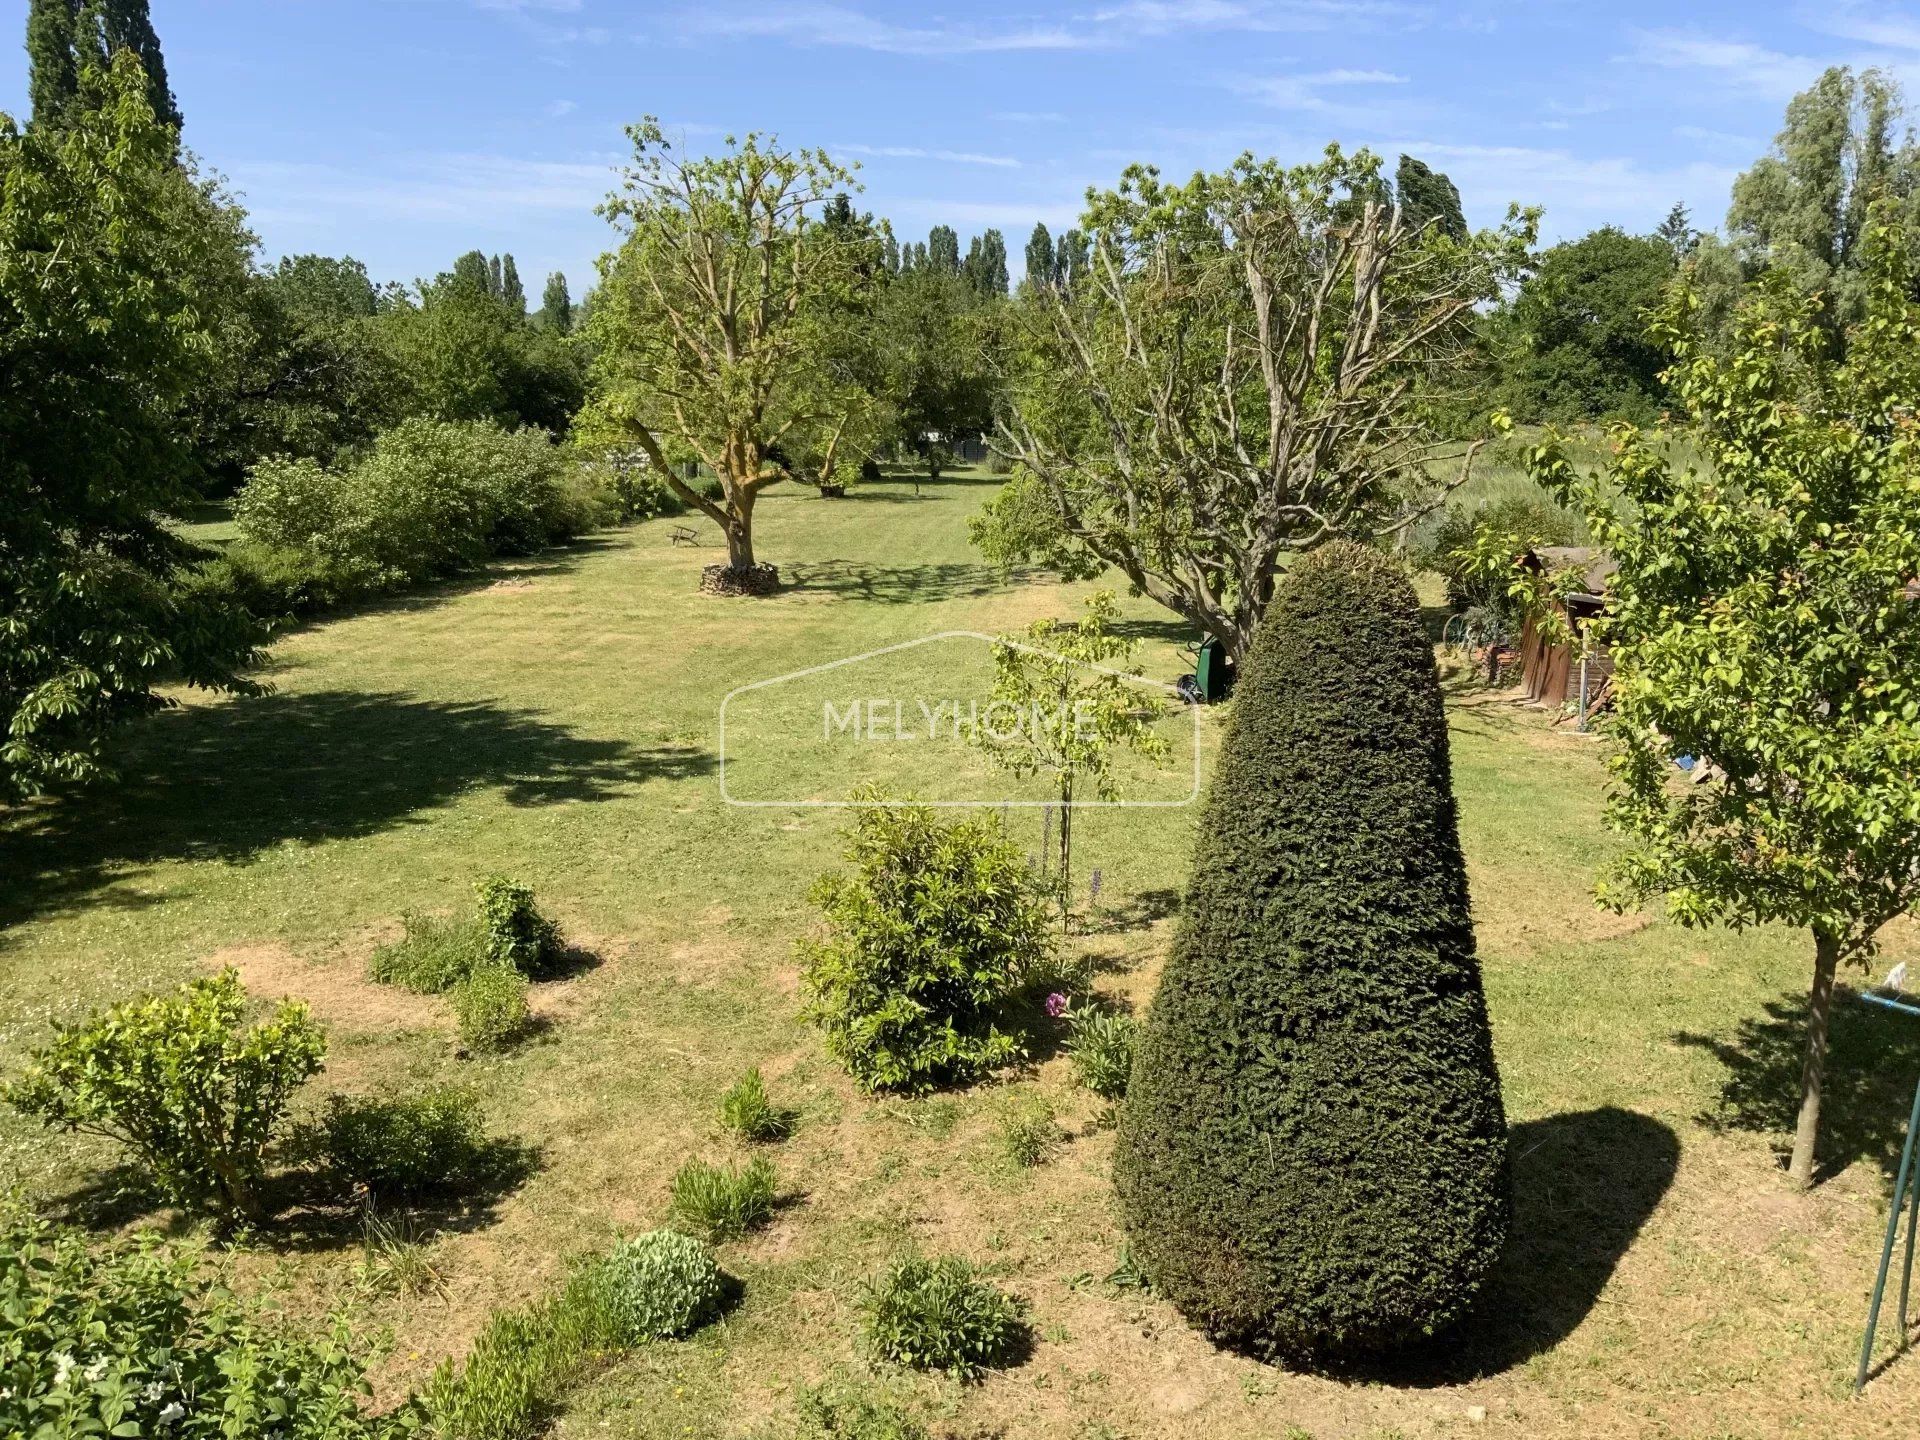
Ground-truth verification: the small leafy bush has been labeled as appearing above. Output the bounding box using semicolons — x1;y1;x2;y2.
451;964;533;1053
719;1067;793;1142
594;1229;726;1342
792;1381;928;1440
0;1209;390;1437
1066;1009;1139;1101
4;969;325;1226
800;799;1051;1093
296;1087;527;1202
369;913;490;994
859;1254;1028;1381
669;1155;776;1241
996;1099;1059;1168
474;875;562;976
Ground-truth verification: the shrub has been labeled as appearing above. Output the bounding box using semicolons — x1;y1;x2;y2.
800;800;1051;1092
669;1155;776;1241
1066;1008;1138;1101
186;538;376;624
232;454;347;552
296;1087;527;1202
719;1067;793;1142
1114;541;1509;1362
792;1382;929;1440
451;964;533;1053
369;912;491;993
594;1229;726;1342
0;1209;392;1438
996;1098;1059;1168
474;875;563;976
1420;491;1584;616
4;969;325;1225
859;1254;1027;1381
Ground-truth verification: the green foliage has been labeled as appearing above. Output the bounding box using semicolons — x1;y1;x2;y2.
791;1382;929;1440
5;969;326;1225
669;1155;776;1241
1421;490;1585;615
719;1067;793;1142
1394;154;1466;241
1528;201;1920;1182
799;800;1051;1092
474;875;562;977
0;1209;393;1439
1115;542;1509;1361
540;271;573;334
1493;227;1676;423
859;1254;1028;1381
595;1229;727;1342
1065;1007;1137;1101
450;964;533;1054
968;467;1103;580
28;0;180;132
995;1097;1059;1168
295;1086;527;1202
369;913;492;993
1;53;265;801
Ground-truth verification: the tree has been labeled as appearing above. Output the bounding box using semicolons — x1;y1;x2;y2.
1024;222;1055;291
1728;66;1920;334
990;146;1532;663
928;224;960;274
541;270;573;333
380;271;583;435
28;0;180;133
1;54;263;799
878;263;995;476
1656;201;1698;261
964;229;1008;298
500;253;526;315
1527;204;1920;1188
1114;541;1508;1360
584;119;878;576
1395;153;1466;241
975;592;1167;929
453;248;493;296
1053;227;1088;286
1494;226;1675;423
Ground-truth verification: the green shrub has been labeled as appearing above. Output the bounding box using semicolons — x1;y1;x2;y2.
4;969;325;1225
1066;1008;1138;1101
800;800;1050;1092
296;1087;527;1202
1420;491;1584;615
859;1254;1027;1381
594;1229;726;1342
996;1098;1059;1168
474;875;563;976
369;912;491;993
719;1067;793;1142
451;964;533;1053
792;1381;929;1440
185;538;376;624
669;1155;776;1241
0;1209;392;1438
1114;542;1509;1362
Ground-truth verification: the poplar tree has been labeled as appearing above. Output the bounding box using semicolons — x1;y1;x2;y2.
500;254;526;315
928;225;960;274
1024;222;1054;291
1395;154;1467;241
541;271;573;334
28;0;181;132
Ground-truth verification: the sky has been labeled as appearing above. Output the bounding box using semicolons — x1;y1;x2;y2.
3;1;1918;293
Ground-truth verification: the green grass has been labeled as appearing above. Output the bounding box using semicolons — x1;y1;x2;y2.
5;466;1920;1437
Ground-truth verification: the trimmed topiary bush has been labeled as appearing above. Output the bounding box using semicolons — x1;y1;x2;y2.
595;1229;727;1343
1113;540;1509;1363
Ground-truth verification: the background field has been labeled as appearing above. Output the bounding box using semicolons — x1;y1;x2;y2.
4;467;1919;1439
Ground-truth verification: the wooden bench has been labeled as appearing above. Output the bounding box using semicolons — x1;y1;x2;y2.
669;524;699;547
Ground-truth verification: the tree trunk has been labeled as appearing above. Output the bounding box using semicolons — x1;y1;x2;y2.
724;493;757;570
1788;928;1842;1187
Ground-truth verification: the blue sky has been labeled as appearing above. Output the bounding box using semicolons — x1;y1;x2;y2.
3;1;1915;292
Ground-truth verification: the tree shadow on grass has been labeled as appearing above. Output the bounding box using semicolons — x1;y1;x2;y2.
0;689;712;931
1672;986;1920;1187
786;560;1007;606
1355;1107;1679;1385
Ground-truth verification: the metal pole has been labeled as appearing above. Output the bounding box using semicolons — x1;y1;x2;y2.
1856;1074;1920;1392
1577;649;1591;732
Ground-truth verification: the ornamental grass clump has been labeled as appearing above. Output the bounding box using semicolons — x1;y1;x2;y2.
1114;541;1509;1362
669;1155;776;1241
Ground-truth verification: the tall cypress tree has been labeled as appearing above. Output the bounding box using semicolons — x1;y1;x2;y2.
28;0;181;131
500;254;526;314
928;225;960;274
1114;541;1508;1362
1024;222;1054;290
540;271;573;334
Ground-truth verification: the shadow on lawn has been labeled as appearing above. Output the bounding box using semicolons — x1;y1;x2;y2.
787;559;1007;606
1673;985;1920;1186
0;689;712;930
1364;1106;1679;1385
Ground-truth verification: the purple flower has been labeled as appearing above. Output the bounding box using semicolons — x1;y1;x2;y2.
1046;992;1069;1019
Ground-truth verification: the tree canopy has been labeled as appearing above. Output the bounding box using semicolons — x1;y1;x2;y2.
28;0;180;133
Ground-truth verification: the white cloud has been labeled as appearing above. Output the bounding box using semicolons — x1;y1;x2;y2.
1622;29;1822;99
1242;67;1408;112
1797;1;1920;51
839;144;1022;169
232;152;620;229
546;100;579;118
683;5;1086;54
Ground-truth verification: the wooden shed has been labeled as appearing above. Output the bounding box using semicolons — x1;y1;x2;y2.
1516;546;1616;715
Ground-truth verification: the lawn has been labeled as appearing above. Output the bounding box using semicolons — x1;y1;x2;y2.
3;467;1919;1439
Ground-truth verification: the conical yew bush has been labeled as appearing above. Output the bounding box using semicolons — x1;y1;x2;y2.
1114;541;1508;1361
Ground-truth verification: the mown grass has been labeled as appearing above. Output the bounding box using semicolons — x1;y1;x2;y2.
5;465;1920;1438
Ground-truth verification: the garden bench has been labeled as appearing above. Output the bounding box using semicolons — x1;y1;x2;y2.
669;524;699;546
